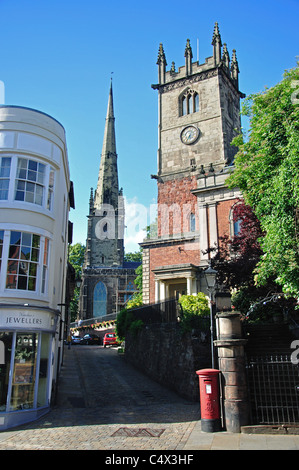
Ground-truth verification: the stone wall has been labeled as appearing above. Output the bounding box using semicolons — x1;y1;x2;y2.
124;323;212;401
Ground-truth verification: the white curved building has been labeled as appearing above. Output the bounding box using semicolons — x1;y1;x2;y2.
0;106;74;429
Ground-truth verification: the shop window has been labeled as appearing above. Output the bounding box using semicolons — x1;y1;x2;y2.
6;231;40;291
0;157;11;200
93;281;107;317
0;332;13;411
10;333;39;411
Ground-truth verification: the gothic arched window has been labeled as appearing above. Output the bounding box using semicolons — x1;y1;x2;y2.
180;90;199;116
93;281;107;317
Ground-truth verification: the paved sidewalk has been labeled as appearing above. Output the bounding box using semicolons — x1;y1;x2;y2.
0;346;299;451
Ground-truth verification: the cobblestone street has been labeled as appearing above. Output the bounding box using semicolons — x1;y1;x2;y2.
0;345;201;450
1;345;299;452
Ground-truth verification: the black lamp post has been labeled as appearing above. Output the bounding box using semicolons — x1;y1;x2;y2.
204;263;217;369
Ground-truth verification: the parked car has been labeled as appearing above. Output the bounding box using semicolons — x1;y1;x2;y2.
103;332;119;347
71;336;81;345
80;334;101;345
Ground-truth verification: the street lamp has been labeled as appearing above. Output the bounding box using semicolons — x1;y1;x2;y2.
204;262;217;369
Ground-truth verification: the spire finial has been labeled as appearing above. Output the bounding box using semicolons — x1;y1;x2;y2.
212;21;222;66
212;21;222;46
157;43;167;65
157;43;167;84
184;38;193;76
222;43;230;69
230;49;240;87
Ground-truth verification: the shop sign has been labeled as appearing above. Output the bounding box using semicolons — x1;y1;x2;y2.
0;309;57;332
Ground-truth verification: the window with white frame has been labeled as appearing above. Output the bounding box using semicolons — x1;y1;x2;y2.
0;157;11;200
15;158;46;205
2;230;50;293
0;155;55;210
0;230;3;274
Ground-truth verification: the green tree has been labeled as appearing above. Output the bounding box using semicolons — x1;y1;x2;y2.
124;251;142;263
228;64;299;298
68;243;85;321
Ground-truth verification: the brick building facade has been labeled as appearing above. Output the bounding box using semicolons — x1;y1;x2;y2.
141;23;245;306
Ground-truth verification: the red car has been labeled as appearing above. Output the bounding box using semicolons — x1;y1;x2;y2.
103;332;119;347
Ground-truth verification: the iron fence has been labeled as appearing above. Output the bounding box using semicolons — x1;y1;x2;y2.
246;354;299;425
128;298;180;325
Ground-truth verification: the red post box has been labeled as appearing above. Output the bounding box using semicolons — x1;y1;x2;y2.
196;368;221;432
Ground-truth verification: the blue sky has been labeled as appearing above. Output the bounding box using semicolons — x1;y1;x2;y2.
0;0;298;252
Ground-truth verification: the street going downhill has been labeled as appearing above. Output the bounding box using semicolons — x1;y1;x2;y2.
1;345;299;450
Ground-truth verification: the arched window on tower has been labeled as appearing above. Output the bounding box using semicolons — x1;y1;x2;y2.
180;90;199;116
93;281;107;317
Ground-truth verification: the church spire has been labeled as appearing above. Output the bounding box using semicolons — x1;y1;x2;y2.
94;80;119;209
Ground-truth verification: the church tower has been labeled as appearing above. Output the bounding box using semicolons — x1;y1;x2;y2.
79;82;138;320
141;23;245;305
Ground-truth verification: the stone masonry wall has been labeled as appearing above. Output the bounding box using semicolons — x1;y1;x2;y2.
124;323;211;401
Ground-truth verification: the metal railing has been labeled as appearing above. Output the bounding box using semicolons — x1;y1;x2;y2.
70;312;117;329
246;354;299;425
128;298;181;325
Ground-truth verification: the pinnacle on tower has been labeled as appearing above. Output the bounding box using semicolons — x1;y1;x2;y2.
222;43;230;70
184;39;193;76
157;43;167;84
230;49;240;86
212;21;222;66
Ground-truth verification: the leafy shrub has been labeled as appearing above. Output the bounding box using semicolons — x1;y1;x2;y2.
178;293;210;331
116;308;144;341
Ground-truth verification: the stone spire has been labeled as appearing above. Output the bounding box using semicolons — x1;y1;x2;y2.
212;21;222;66
94;80;119;209
184;39;193;76
157;43;167;84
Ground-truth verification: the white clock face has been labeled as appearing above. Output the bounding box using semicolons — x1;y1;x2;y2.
181;126;199;145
